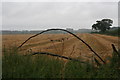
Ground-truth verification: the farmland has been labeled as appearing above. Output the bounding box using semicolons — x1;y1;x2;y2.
2;33;120;78
2;33;119;60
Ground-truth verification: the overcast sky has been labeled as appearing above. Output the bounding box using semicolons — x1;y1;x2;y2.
2;1;119;30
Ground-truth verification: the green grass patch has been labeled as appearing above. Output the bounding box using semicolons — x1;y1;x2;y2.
2;47;63;78
2;46;120;78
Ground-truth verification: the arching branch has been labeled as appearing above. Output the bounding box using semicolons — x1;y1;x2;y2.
17;28;106;64
32;52;85;63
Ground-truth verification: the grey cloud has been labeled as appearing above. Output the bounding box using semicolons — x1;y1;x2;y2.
2;2;118;30
0;2;2;29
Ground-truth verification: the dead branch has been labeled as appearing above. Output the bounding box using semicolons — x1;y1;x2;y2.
31;52;85;63
18;28;106;64
111;44;120;57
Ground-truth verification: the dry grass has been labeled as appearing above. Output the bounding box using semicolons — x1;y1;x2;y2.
2;33;119;62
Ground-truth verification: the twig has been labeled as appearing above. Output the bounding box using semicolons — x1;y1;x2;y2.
61;38;64;55
69;45;75;57
17;28;105;64
47;37;60;54
94;57;101;66
31;52;85;63
111;44;120;57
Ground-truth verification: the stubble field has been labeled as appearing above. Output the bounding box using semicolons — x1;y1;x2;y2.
2;33;119;62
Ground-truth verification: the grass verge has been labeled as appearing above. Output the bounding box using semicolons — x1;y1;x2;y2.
2;46;120;78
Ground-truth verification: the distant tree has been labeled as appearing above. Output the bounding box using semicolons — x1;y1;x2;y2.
92;19;113;32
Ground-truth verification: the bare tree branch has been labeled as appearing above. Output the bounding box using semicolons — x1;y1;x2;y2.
18;28;106;64
32;52;84;62
112;44;120;57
